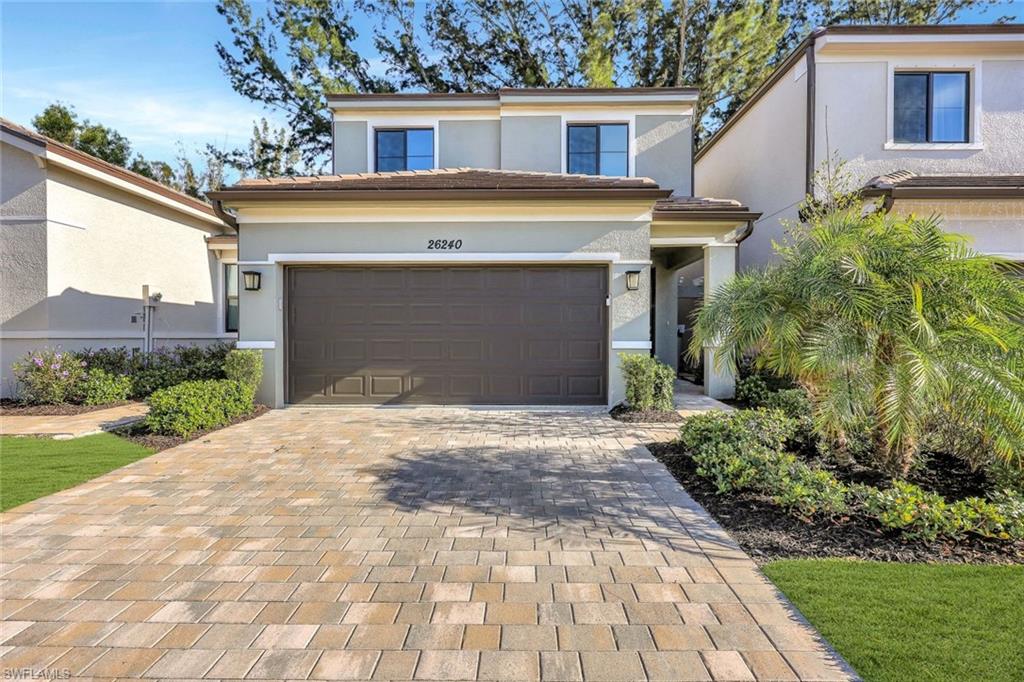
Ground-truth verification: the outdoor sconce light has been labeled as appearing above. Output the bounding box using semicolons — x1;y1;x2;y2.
625;270;641;291
242;270;262;291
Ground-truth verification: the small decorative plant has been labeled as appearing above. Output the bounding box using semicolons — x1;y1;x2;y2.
619;353;675;412
12;348;87;404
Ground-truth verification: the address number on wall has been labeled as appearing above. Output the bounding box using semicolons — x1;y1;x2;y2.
427;239;463;250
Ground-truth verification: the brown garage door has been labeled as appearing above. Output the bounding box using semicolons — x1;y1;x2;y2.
286;265;608;405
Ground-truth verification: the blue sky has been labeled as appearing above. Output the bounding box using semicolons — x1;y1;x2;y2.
2;0;1020;168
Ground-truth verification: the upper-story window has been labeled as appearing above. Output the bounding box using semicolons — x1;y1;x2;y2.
567;123;628;176
375;128;434;171
894;71;969;144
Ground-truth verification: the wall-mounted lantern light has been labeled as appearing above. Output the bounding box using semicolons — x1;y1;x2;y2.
242;270;262;291
625;270;641;291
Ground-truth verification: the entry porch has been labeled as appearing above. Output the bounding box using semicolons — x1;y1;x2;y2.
649;198;761;399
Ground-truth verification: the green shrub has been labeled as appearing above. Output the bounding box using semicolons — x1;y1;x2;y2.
145;379;254;438
74;343;234;398
770;457;849;517
78;369;132;406
990;490;1024;540
619;353;675;412
736;374;772;406
224;349;263;390
859;481;955;541
12;348;87;404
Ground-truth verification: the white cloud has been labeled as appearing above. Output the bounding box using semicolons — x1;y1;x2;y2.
3;74;285;161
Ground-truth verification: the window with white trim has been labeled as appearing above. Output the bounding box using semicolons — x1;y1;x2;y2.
894;71;969;143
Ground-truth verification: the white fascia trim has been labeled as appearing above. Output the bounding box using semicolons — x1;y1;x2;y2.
650;237;719;247
256;252;623;265
507;104;693;117
330;98;499;112
500;92;698;106
235;207;653;224
237;340;276;349
612;341;653;350
44;151;225;228
0;331;237;340
818;33;1024;47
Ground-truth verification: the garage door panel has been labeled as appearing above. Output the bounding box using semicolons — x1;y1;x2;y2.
287;266;606;405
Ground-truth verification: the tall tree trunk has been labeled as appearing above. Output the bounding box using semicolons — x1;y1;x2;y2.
675;0;688;86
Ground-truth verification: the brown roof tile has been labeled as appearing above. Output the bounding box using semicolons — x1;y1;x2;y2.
653;196;761;221
210;168;671;200
863;171;1024;198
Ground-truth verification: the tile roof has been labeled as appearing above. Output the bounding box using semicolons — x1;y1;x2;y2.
210;168;672;200
862;171;1024;198
653;196;761;221
1;117;222;220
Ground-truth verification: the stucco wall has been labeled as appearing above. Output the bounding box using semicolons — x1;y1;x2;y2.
1;141;48;330
695;55;809;271
333;121;368;173
439;120;500;168
1;158;233;397
815;59;1024;183
499;116;562;172
636;114;693;196
237;205;653;407
890;199;1024;259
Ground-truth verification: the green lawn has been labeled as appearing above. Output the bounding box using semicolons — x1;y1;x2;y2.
763;559;1024;682
0;434;154;511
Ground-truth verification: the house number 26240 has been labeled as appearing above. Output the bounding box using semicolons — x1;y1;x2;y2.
427;239;463;250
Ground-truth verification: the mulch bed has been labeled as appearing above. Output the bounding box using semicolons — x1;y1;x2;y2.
609;404;683;423
0;400;133;416
648;440;1024;565
114;405;270;452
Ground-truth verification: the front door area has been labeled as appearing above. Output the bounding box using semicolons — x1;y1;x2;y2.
285;265;608;405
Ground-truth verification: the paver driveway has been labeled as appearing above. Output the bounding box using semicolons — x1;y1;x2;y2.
1;408;855;681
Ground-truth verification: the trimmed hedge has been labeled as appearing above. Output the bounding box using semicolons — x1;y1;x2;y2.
224;349;263;390
676;409;1023;541
145;379;254;438
619;353;675;412
79;369;132;406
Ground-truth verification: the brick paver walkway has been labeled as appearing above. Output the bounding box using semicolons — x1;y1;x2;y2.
0;408;855;681
1;403;148;439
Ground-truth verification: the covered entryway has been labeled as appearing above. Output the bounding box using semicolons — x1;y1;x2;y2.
286;265;608;405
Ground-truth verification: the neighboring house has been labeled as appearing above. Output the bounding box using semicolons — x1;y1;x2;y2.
0;119;237;397
209;88;759;407
696;24;1024;271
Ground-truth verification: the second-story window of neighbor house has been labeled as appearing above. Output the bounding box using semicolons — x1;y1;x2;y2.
894;72;969;143
567;123;628;176
375;128;434;171
225;263;239;333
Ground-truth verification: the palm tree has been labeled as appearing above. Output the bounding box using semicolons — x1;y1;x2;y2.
690;206;1024;475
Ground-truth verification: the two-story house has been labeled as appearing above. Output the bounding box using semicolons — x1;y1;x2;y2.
210;88;760;407
696;24;1024;271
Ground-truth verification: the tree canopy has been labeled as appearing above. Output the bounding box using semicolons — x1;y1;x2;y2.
215;0;1010;170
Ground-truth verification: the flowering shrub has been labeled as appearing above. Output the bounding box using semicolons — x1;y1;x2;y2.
12;348;87;404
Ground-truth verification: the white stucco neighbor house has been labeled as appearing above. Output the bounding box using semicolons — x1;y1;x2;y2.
209;88;760;408
696;24;1024;271
0;119;237;397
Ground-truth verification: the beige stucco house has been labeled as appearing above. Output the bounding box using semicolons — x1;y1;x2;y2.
0;120;236;397
696;24;1024;271
210;88;759;407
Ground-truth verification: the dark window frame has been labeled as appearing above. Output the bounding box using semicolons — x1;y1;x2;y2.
894;70;970;144
224;263;239;334
374;127;434;172
566;123;629;176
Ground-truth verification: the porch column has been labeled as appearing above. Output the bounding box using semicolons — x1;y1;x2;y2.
702;242;737;399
